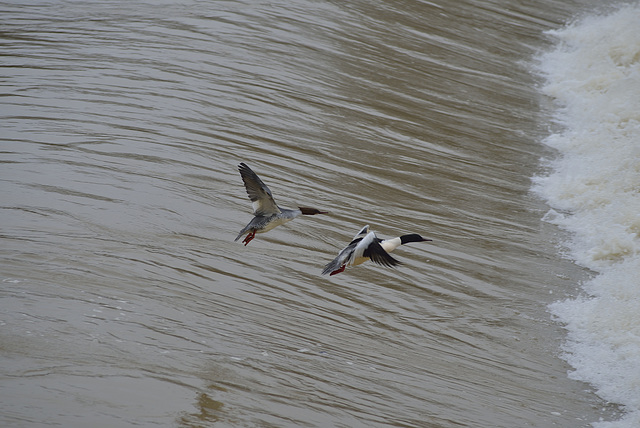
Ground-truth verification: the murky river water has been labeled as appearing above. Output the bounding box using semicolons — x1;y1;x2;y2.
1;0;618;426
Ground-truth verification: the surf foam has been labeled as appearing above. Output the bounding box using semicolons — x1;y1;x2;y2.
533;4;640;428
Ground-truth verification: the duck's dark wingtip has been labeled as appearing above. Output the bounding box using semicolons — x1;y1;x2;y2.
366;240;401;268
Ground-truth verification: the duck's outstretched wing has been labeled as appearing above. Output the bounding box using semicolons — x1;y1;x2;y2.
238;163;280;216
358;232;401;268
321;240;357;275
363;240;401;268
352;224;369;240
322;226;400;275
322;227;368;275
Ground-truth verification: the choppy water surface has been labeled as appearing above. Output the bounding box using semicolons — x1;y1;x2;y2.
535;5;640;427
0;0;625;427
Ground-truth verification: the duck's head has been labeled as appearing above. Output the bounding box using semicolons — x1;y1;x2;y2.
299;207;328;215
400;233;432;244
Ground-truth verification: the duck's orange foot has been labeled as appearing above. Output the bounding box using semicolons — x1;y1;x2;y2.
329;265;346;276
242;230;256;246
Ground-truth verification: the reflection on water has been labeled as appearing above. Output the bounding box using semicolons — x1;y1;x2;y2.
1;0;616;426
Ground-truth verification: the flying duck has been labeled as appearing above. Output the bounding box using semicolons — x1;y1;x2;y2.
322;225;431;275
235;162;328;245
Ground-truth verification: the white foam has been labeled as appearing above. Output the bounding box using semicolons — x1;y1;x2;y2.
533;5;640;428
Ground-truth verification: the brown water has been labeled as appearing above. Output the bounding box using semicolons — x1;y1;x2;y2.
1;0;616;427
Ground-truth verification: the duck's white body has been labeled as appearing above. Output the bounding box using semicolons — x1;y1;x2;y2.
322;225;430;276
235;163;327;245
